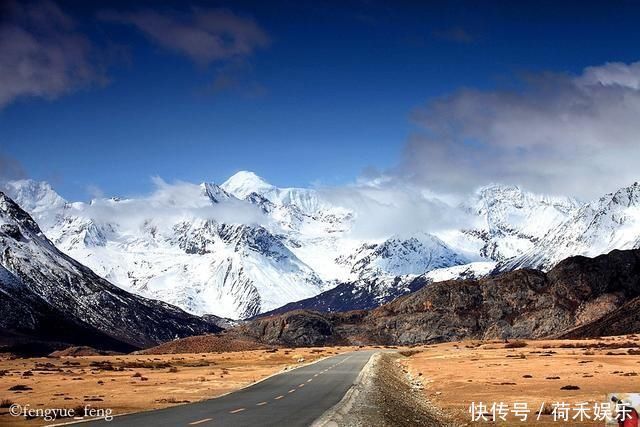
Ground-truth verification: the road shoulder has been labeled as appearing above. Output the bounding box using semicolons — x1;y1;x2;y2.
314;352;455;427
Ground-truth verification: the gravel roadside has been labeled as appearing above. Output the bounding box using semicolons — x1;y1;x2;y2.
316;352;457;427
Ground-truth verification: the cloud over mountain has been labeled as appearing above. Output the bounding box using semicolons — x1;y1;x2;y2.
76;176;273;233
400;60;640;199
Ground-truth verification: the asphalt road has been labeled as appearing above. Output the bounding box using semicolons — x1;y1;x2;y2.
79;350;375;427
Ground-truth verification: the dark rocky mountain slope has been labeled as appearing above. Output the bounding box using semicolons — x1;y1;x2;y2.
257;275;430;317
237;249;640;346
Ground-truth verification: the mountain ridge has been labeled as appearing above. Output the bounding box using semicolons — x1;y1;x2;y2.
238;248;640;347
4;174;640;320
0;191;222;353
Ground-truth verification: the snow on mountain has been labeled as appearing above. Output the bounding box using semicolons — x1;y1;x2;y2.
2;173;481;318
260;260;498;317
0;191;220;351
50;185;324;319
337;232;469;279
223;171;357;281
223;170;350;222
453;184;582;261
221;171;275;199
1;179;67;228
11;172;638;320
502;182;640;271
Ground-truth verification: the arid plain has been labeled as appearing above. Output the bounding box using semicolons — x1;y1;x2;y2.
1;337;639;426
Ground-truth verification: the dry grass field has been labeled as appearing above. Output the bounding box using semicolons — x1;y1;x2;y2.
0;347;351;426
1;337;639;426
401;335;640;425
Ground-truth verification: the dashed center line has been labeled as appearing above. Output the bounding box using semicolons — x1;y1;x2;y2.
189;419;213;425
189;355;359;421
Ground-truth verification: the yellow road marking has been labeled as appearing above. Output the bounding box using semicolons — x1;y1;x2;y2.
275;395;284;400
189;418;213;425
256;402;267;406
229;408;246;414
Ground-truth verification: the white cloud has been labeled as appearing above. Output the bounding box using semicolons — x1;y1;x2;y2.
318;178;473;240
399;60;640;199
73;177;273;234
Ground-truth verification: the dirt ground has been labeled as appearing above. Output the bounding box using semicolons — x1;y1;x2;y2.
2;337;639;426
0;346;351;426
401;335;640;426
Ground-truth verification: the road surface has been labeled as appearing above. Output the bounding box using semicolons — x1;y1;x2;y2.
79;350;374;427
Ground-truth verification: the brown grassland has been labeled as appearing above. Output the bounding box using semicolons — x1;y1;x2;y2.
0;346;351;426
0;336;639;426
401;335;640;425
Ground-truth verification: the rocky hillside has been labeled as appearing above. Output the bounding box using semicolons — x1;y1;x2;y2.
0;192;221;354
238;249;640;346
258;276;429;316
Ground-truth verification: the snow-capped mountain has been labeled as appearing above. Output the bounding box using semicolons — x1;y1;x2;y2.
23;180;326;319
448;184;582;261
0;191;220;351
1;179;67;228
222;171;339;219
2;173;480;319
502;182;640;271
9;171;639;320
336;232;469;279
222;171;358;281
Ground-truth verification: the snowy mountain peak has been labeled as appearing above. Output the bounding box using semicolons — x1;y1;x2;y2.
458;183;582;261
605;182;640;207
201;182;233;204
476;183;522;200
0;191;42;234
473;183;580;214
221;171;274;199
1;179;67;215
339;232;469;279
0;191;220;350
500;181;640;272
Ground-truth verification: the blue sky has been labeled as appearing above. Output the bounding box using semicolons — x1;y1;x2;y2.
2;0;640;200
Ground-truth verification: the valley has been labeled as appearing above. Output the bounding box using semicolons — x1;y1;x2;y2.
2;337;639;426
4;4;640;425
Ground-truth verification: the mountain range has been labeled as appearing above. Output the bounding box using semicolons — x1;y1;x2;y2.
2;172;640;320
0;191;220;354
237;248;640;347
